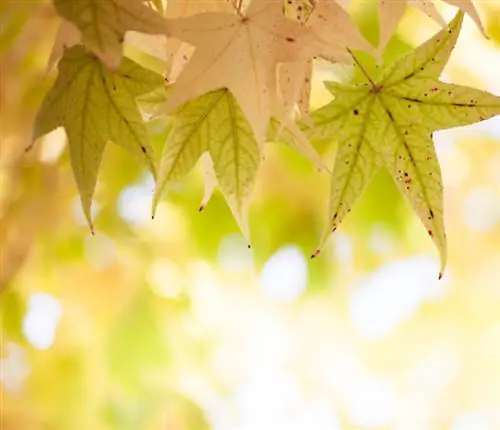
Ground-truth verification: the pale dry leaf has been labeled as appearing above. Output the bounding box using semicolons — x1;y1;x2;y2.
165;0;232;81
311;0;375;57
163;0;348;147
378;0;407;55
46;20;82;73
53;0;168;69
198;152;217;212
283;0;316;22
278;61;312;119
377;0;487;54
126;32;168;61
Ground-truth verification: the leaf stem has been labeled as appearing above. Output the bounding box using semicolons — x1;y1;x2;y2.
346;48;376;87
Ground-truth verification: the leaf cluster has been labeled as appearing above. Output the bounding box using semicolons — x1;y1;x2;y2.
33;0;500;275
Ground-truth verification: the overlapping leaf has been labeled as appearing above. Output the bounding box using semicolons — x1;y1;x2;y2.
378;0;486;54
46;21;82;73
307;12;500;275
53;0;167;69
39;0;499;273
279;0;374;119
164;0;232;82
154;89;260;243
33;45;164;230
162;0;352;147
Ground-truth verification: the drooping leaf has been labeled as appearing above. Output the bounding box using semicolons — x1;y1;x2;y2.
32;45;164;231
53;0;167;69
308;12;500;275
154;89;260;243
377;0;487;54
278;60;313;119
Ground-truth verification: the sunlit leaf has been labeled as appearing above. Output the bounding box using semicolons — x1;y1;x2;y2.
32;45;164;231
309;12;500;276
154;88;260;243
162;0;349;145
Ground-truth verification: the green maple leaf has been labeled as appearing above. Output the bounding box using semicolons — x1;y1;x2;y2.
33;45;164;231
307;12;500;276
154;88;260;243
53;0;167;68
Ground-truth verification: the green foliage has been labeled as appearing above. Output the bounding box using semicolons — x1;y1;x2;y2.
305;13;500;273
33;45;164;230
155;89;260;242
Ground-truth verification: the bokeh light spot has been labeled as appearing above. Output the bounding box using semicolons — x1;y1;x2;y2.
218;234;254;272
462;187;500;232
117;175;155;226
22;293;62;350
349;257;448;340
148;259;184;298
84;234;116;270
259;245;308;302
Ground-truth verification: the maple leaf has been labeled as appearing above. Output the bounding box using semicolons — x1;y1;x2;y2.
154;88;260;243
378;0;487;54
32;45;164;231
53;0;167;69
164;0;232;82
162;0;347;146
306;12;500;276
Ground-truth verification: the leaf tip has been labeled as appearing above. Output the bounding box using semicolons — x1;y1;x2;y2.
438;271;443;281
198;205;205;212
310;249;320;259
151;185;164;219
151;200;159;220
25;142;35;153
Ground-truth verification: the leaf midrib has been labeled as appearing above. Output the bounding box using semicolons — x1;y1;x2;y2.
163;89;226;184
377;94;442;246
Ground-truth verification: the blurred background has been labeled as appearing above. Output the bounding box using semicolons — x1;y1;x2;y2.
1;0;500;429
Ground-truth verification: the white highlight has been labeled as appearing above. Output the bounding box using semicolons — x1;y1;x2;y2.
344;374;397;428
22;293;62;350
117;175;155;225
259;245;308;302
